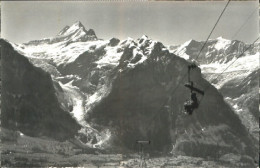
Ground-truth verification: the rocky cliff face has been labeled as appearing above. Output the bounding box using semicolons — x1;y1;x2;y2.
85;40;256;158
1;39;81;141
3;22;257;160
171;38;259;142
220;69;259;137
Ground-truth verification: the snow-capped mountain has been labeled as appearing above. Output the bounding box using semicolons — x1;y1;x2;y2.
12;21;98;66
171;37;258;65
1;22;258;163
25;21;97;46
170;37;259;141
1;40;81;141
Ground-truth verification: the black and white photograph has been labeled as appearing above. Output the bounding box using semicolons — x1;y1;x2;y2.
0;0;259;167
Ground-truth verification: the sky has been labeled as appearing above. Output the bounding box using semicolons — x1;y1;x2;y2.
2;1;259;45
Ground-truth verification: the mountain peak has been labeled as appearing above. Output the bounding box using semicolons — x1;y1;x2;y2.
86;28;96;36
70;21;87;32
215;36;230;42
72;21;84;28
180;39;197;48
54;21;97;42
137;35;150;45
58;21;87;36
141;35;148;39
25;21;97;45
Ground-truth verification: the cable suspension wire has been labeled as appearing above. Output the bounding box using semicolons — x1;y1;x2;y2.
147;0;232;123
195;0;231;61
167;0;232;97
210;37;259;84
194;6;260;108
201;6;259;91
176;36;259;145
231;6;259;40
198;36;259;103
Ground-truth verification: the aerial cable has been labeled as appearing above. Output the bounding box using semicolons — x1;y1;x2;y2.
195;0;231;60
170;0;232;98
210;37;259;85
177;0;232;115
198;36;259;105
146;1;257;146
148;0;232;121
231;6;259;40
192;5;260;110
190;7;260;113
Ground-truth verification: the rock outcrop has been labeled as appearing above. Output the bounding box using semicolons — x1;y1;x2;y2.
4;22;257;160
1;39;81;141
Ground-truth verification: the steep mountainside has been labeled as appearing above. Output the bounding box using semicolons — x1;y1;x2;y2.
170;38;259;141
1;39;81;140
220;69;259;136
3;22;257;162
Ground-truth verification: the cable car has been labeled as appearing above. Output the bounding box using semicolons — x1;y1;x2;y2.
183;63;204;115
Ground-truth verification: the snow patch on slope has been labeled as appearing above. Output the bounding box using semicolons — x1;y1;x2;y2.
214;37;231;50
85;82;111;113
59;80;111;148
95;45;123;68
127;35;158;68
59;81;86;125
173;40;192;59
14;40;108;66
200;53;259;74
60;22;84;36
